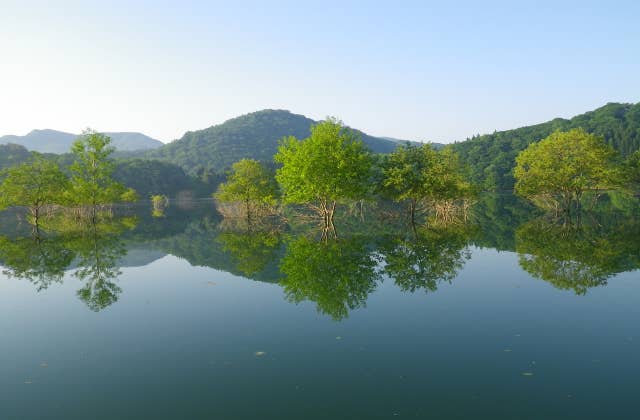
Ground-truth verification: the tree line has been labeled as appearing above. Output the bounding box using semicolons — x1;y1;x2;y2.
215;119;639;230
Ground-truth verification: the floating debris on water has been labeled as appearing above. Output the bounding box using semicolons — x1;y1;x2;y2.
24;380;33;384
255;351;266;357
503;349;512;352
335;336;342;340
40;362;48;368
521;372;534;376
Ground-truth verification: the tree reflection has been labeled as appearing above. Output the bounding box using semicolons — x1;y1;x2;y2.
516;218;640;294
379;226;472;293
217;230;282;278
63;216;135;311
0;211;137;311
0;233;74;291
279;236;380;320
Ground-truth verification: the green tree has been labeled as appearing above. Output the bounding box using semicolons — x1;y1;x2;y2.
624;150;640;191
275;118;372;235
514;128;621;215
381;144;474;225
68;130;128;209
0;155;68;224
214;159;279;221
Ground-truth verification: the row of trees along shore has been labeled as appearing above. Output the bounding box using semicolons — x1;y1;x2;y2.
215;120;639;233
1;120;638;231
0;130;136;226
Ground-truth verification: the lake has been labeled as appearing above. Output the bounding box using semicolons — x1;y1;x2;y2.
0;195;638;419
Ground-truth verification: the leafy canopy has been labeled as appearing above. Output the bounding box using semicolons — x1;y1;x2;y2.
382;144;473;203
274;118;372;206
68;130;128;206
514;128;620;207
215;159;279;206
0;155;68;213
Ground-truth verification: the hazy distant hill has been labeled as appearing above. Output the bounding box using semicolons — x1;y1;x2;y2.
451;102;640;190
142;110;400;174
0;129;163;153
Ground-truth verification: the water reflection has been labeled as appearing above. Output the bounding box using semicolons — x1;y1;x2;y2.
516;216;640;294
0;195;638;317
0;211;137;311
0;233;74;291
279;236;380;320
379;225;473;294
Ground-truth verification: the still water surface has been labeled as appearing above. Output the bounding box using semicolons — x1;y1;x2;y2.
0;196;638;419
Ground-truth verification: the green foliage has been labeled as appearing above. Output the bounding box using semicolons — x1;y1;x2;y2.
624;150;640;190
215;159;279;218
0;155;68;217
68;130;129;206
275;118;373;219
0;144;32;170
514;128;621;213
380;143;474;222
141;109;397;175
453;102;640;190
114;159;207;198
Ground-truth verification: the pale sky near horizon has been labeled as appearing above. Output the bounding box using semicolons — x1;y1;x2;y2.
1;0;639;143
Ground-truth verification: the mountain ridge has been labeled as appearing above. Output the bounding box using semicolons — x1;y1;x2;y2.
0;129;163;153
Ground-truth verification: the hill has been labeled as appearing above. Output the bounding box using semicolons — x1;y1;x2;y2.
0;129;163;153
142;110;400;174
451;102;640;190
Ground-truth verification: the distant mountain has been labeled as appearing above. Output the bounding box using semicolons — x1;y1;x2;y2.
141;110;400;174
0;129;163;154
452;102;640;190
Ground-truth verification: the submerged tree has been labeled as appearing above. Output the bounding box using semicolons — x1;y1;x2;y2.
514;128;621;216
381;144;474;226
275;118;372;237
0;155;68;225
214;159;279;221
67;130;132;213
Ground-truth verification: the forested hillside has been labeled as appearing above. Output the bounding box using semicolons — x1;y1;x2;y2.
0;144;32;170
452;102;640;190
143;109;399;175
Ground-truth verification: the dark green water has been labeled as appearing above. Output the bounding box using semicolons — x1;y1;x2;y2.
0;195;639;419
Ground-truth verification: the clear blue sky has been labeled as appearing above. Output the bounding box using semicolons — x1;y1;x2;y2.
1;0;638;143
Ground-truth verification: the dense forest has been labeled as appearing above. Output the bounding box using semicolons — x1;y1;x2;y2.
452;102;640;190
137;109;400;175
